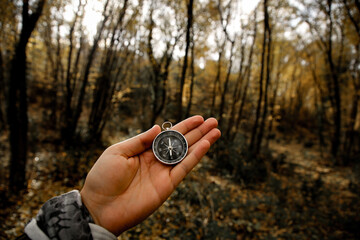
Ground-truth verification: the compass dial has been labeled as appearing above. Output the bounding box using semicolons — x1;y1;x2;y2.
152;130;188;165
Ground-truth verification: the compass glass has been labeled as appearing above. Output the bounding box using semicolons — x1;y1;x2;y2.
152;130;188;165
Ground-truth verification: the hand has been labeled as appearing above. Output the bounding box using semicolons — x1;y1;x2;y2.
80;116;221;236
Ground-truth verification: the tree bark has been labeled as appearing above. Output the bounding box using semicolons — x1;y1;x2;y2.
266;51;282;147
7;0;46;193
62;0;110;144
210;48;223;116
249;0;269;154
147;3;180;126
147;10;161;126
218;40;235;128
185;27;195;118
225;29;245;139
177;0;194;122
342;0;360;158
62;0;85;138
255;2;272;153
230;11;258;141
342;0;360;37
326;0;342;158
344;43;360;157
0;45;5;130
217;0;235;127
88;0;129;141
305;46;326;151
219;41;235;127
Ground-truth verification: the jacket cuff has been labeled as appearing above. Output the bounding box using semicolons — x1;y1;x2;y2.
24;190;116;240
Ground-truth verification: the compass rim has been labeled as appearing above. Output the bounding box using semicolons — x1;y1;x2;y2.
152;129;188;165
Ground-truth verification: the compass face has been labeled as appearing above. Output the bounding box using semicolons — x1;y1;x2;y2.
152;130;188;165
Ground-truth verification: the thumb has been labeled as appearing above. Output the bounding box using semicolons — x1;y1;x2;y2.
115;125;161;157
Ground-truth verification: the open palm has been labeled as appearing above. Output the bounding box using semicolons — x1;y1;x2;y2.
80;116;221;236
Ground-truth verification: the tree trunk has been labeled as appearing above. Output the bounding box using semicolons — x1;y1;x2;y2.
147;4;180;126
49;22;61;128
344;43;360;158
342;0;360;38
62;0;110;144
249;0;269;154
177;0;194;122
218;41;235;128
225;30;245;139
326;0;342;158
0;46;5;130
210;49;223;116
230;11;258;141
62;0;85;140
7;0;46;193
305;47;326;152
216;0;236;128
266;53;281;147
88;0;128;141
255;0;272;153
185;28;195;118
342;0;360;159
344;90;359;156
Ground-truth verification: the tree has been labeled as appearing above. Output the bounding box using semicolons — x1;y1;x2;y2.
0;0;17;131
7;0;46;193
301;0;343;158
325;0;342;158
217;0;236;128
41;0;65;129
249;0;271;156
0;44;5;130
88;0;133;141
228;10;258;141
255;0;272;153
177;0;194;121
185;26;196;118
61;0;86;139
61;0;111;144
342;0;360;158
146;0;183;126
210;32;225;117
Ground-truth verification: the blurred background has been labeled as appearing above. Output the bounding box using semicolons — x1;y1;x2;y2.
1;0;360;239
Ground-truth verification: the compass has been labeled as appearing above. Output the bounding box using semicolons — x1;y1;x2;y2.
152;122;188;165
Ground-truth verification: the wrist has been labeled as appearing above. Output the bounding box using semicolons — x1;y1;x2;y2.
80;188;102;227
80;188;124;236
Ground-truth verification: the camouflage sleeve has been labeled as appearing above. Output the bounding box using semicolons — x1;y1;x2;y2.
24;190;116;240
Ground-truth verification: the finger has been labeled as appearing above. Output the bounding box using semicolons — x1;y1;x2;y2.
171;115;204;135
188;128;221;153
114;125;161;157
184;117;218;147
170;140;210;187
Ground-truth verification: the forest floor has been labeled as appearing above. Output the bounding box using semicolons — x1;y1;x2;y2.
1;128;360;239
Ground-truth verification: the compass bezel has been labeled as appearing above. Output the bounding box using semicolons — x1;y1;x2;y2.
152;129;188;165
